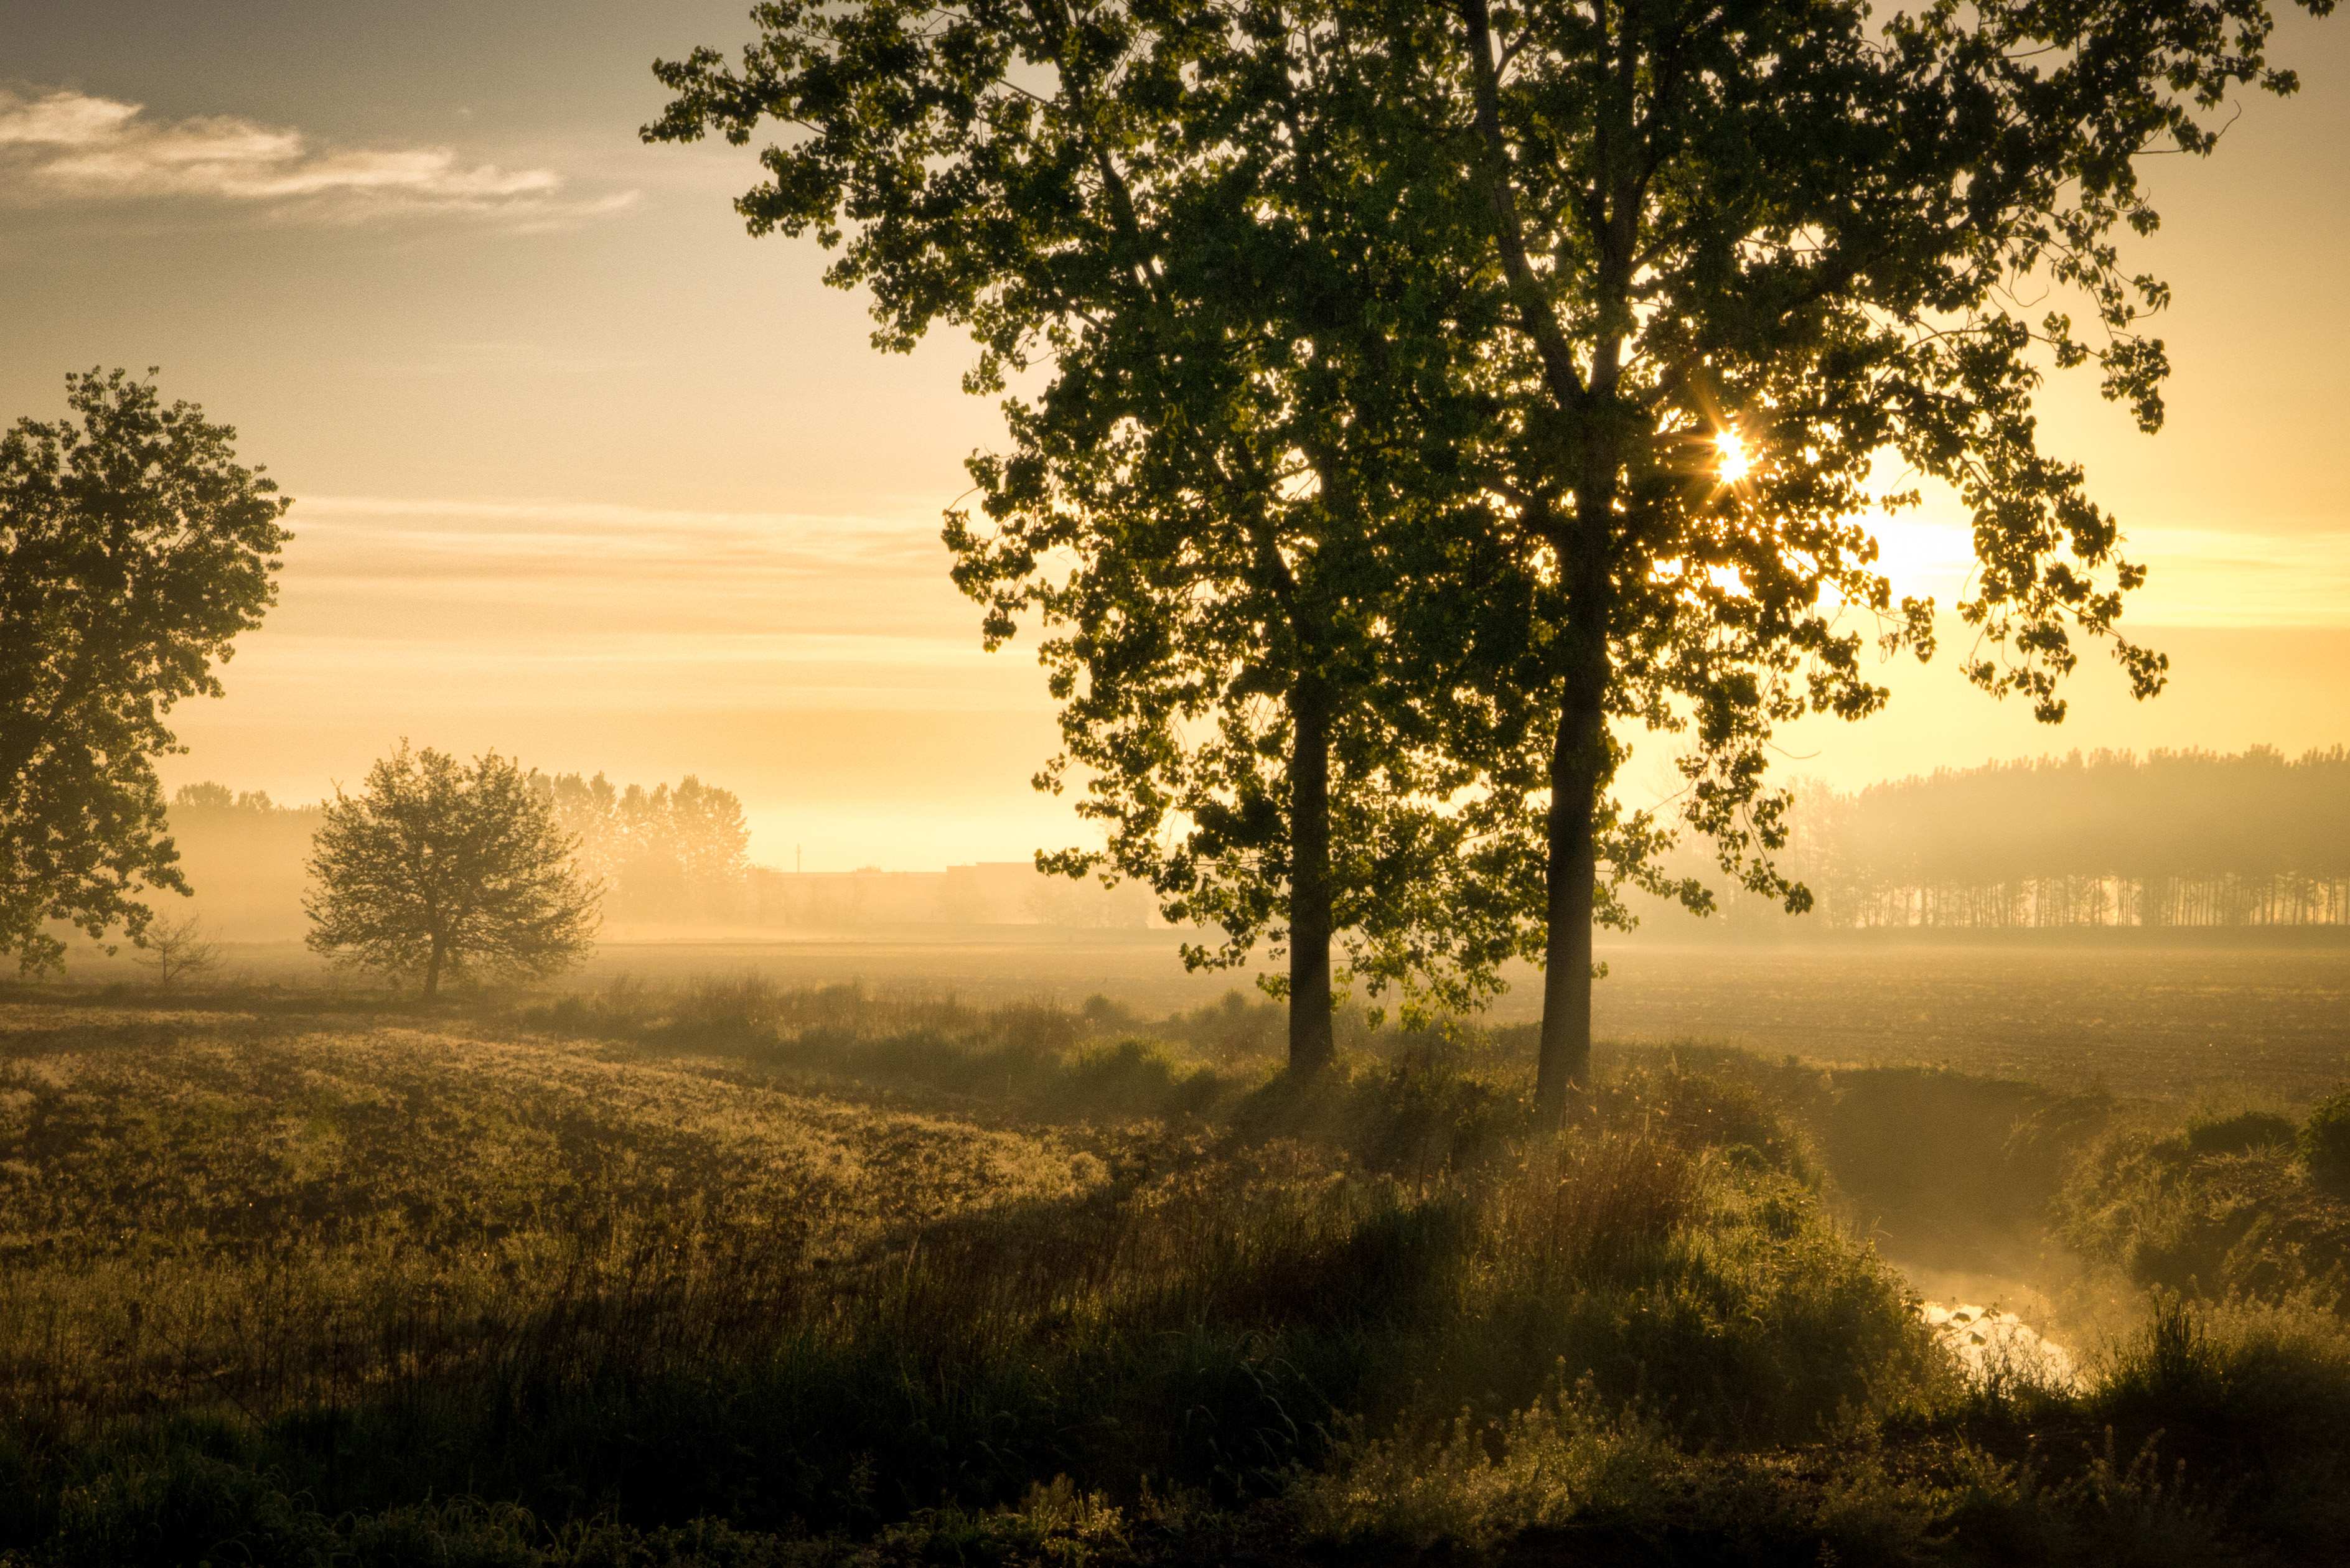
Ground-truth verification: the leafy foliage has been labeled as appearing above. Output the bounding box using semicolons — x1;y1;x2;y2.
0;370;289;973
646;0;2328;1110
304;744;600;997
1423;0;2327;1104
648;0;1546;1060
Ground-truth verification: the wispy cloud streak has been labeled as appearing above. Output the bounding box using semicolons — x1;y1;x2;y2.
233;494;1015;711
0;88;631;222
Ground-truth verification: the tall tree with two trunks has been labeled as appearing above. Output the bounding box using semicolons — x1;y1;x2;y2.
306;744;601;999
0;370;289;974
651;0;2328;1114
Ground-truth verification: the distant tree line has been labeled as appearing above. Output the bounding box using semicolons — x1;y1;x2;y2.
171;782;316;821
161;771;1162;938
161;785;321;940
1696;749;2350;931
543;773;752;924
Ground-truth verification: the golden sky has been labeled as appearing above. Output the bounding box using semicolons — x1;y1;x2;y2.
3;2;2344;870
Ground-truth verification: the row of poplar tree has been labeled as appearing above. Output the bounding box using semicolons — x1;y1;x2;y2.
540;773;753;924
1693;748;2350;930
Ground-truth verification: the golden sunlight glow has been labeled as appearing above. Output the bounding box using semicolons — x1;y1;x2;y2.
1716;427;1752;483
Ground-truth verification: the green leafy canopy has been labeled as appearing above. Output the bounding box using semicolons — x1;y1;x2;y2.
647;0;2329;1092
306;744;602;998
0;370;290;974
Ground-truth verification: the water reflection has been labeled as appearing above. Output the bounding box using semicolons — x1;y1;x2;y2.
1921;1300;2077;1389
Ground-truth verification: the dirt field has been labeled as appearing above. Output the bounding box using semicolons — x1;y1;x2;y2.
1585;943;2350;1104
57;928;2350;1104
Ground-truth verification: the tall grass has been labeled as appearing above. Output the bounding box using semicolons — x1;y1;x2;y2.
2;979;2348;1563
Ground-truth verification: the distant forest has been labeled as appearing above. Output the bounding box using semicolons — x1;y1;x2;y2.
157;773;1147;936
157;745;2346;941
1702;747;2350;930
543;772;753;923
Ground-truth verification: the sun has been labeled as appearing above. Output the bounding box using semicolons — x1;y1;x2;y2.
1715;427;1752;484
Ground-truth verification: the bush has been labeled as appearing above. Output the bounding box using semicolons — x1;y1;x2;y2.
2302;1085;2350;1192
2057;1091;2350;1306
2086;1293;2350;1558
2184;1107;2298;1158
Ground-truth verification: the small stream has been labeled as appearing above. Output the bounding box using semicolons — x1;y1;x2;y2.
1919;1300;2077;1389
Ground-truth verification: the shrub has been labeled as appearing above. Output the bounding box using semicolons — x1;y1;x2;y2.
2183;1106;2297;1157
1291;1376;1681;1552
2301;1086;2350;1192
2087;1293;2350;1558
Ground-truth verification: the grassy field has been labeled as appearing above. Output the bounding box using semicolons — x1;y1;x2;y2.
4;979;2349;1564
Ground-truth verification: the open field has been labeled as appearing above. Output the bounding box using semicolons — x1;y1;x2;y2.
1586;943;2350;1103
4;979;2350;1564
59;931;2350;1102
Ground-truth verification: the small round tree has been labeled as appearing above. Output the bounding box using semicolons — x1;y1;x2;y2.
306;744;600;998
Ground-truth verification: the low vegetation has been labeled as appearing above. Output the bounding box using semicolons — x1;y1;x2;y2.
2059;1098;2350;1308
0;979;2345;1564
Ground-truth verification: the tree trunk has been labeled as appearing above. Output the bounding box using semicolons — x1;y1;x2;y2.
1288;673;1336;1074
1535;650;1608;1124
1535;473;1616;1127
423;938;444;1000
1460;0;1637;1127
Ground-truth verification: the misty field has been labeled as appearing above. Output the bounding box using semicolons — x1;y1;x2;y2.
5;979;2350;1565
70;933;2350;1101
1585;941;2350;1103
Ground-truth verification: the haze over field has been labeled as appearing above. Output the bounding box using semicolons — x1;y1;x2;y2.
16;6;2350;1561
4;0;2348;871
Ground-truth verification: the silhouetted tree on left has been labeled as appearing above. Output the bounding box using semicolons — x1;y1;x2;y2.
306;744;601;998
0;369;290;973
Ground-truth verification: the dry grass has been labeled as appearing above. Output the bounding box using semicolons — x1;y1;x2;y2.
0;1006;1102;1433
3;978;2349;1566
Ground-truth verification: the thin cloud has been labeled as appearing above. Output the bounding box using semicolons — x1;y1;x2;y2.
291;495;955;568
2127;528;2350;628
0;87;633;222
266;495;983;656
215;627;1029;716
